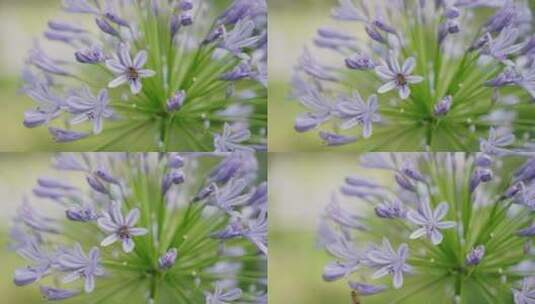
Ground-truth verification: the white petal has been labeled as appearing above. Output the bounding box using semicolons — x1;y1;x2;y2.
133;50;147;68
409;228;426;239
108;75;128;88
130;79;142;94
406;75;424;84
407;210;427;225
377;81;397;94
84;275;95;293
122;238;135;253
97;217;118;232
430;229;443;245
125;208;140;226
100;233;119;247
375;66;395;79
105;59;126;74
402;57;416;74
62;272;80;284
371;266;389;279
399;85;410;99
129;227;148;236
393;271;404;289
433;202;449;220
437;221;456;229
138;69;156;78
93;116;103;134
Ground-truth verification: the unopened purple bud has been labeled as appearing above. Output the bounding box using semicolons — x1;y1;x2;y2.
23;110;47;128
319;132;357;146
444;7;460;19
180;12;193;26
395;173;416;192
168;154;185;169
485;69;520;87
105;12;129;27
401;167;426;183
38;177;74;189
474;153;492;167
95;18;119;37
86;174;108;194
221;62;252;81
13;268;40;286
179;0;193;10
204;26;224;44
49;128;88;143
158;248;178;269
365;25;386;44
40;286;80;301
94;169;118;184
447;20;460;34
485;4;516;33
505;182;522;198
479;168;493;182
167;90;186;112
194;183;216;202
465;245;485;265
372;20;397;35
348;281;387;296
170;170;185;184
75;46;105;64
345;53;375;70
66;207;97;222
48;20;85;33
469;168;493;192
434;95;452;116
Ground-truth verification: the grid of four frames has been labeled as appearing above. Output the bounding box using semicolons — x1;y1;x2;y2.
1;1;535;303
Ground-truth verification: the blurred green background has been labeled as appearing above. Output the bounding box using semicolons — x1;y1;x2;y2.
268;0;344;152
0;153;57;302
268;153;394;304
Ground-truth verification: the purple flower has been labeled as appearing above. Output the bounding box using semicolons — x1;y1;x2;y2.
211;178;250;213
518;224;535;237
375;52;424;100
407;200;456;245
158;248;178;270
348;281;387;296
13;240;52;286
335;91;380;138
205;283;242;304
166;90;186;112
319;132;358;146
214;123;254;152
62;0;99;14
322;234;360;281
40;286;80;300
434;95;452;116
97;202;148;253
365;238;411;289
57;244;104;293
480;128;515;155
66;87;113;134
482;27;524;61
49;128;89;142
465;245;485;265
513;277;535;304
220;18;260;55
105;44;156;94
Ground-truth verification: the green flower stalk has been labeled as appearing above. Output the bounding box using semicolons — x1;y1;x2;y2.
319;152;535;303
10;152;267;303
22;0;267;151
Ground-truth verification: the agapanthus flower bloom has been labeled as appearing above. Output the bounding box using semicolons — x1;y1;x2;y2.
10;152;267;302
291;0;535;150
22;0;267;151
319;152;535;302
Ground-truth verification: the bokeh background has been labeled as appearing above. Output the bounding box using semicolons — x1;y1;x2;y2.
269;153;392;303
268;0;346;152
0;153;61;302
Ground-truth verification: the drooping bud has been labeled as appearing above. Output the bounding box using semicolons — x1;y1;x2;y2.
465;245;485;265
434;95;452;116
166;90;186;112
158;248;178;270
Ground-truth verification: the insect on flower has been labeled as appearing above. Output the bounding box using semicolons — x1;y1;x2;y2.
291;0;535;151
319;152;535;303
9;152;267;303
22;0;267;151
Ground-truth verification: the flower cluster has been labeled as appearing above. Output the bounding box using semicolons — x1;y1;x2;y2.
22;0;267;151
10;152;267;303
292;0;535;150
319;152;535;303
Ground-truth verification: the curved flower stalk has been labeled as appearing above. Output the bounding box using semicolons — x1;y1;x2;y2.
319;152;535;303
22;0;267;151
292;0;535;150
10;152;267;303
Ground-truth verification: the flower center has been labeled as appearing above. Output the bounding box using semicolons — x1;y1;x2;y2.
118;226;130;239
86;111;95;120
396;74;407;86
126;67;139;80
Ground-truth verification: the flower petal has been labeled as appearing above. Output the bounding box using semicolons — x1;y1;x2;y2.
377;81;397;94
100;233;119;247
